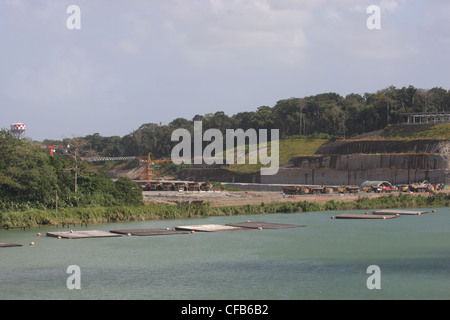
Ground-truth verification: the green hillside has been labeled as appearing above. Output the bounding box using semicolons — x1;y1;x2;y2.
224;137;328;174
223;123;449;174
381;123;450;139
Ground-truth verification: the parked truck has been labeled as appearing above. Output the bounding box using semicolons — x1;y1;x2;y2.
282;185;333;195
308;185;333;194
282;185;310;195
337;185;360;193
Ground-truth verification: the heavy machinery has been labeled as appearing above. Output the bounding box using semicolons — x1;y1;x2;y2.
361;181;395;193
188;182;202;191
381;185;395;193
174;181;188;191
142;180;164;191
396;184;410;192
200;182;213;191
362;185;383;193
363;184;396;193
396;181;434;193
406;180;434;193
135;152;172;183
282;185;310;195
282;185;332;195
162;181;175;191
308;185;333;194
337;185;360;193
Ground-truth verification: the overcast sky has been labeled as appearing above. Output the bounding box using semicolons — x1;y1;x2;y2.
1;0;449;141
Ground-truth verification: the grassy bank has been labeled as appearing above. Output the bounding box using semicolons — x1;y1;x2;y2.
224;137;328;174
1;193;449;229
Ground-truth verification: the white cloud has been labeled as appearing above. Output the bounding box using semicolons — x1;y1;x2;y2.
1;0;449;140
379;0;406;13
159;0;313;67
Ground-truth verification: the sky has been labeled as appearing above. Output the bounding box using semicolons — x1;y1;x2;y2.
0;0;449;141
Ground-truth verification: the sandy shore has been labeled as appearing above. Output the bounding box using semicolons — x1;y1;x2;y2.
143;190;392;207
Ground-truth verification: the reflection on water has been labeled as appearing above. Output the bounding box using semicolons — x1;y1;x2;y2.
0;208;449;299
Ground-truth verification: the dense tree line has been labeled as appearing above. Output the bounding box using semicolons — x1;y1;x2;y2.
0;130;143;211
46;85;450;159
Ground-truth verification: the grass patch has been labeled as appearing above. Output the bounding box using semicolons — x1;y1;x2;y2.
223;137;328;174
2;193;448;229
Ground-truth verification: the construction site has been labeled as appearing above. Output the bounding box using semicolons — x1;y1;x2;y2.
95;129;450;207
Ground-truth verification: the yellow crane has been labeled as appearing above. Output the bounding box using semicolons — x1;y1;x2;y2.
136;152;172;182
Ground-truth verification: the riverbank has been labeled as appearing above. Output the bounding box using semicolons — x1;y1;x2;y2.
1;192;449;229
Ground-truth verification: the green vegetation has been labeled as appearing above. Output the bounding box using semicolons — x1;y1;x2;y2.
1;193;448;229
44;85;449;161
1;85;449;228
0;130;144;211
382;123;450;140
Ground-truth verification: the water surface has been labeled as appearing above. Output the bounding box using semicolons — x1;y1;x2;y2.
1;208;449;300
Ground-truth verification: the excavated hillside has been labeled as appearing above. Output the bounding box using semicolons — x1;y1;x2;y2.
105;124;449;186
262;137;449;185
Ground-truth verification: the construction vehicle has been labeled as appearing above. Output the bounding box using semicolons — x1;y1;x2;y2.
282;185;310;195
397;184;410;192
362;185;383;193
200;182;213;191
175;182;188;191
308;185;333;194
188;182;201;191
338;185;360;193
144;180;163;191
363;184;396;193
186;182;212;191
161;181;175;191
407;180;434;193
381;185;395;193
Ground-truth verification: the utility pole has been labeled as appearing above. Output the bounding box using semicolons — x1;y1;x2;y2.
65;137;87;193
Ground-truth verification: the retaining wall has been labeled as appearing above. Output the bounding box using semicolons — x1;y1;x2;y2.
285;154;446;171
260;167;448;186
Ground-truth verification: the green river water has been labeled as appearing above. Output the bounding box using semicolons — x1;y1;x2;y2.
0;208;448;300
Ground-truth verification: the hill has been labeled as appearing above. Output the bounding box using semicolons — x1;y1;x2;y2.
352;123;450;140
224;137;328;174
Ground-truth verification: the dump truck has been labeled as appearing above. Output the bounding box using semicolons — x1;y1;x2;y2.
308;185;333;194
188;182;201;191
337;185;360;193
174;182;188;191
282;185;310;195
162;181;175;191
147;181;163;191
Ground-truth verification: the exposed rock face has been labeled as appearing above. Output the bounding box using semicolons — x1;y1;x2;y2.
178;139;450;186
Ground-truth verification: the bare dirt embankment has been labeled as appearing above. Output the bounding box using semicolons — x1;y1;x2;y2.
143;190;392;207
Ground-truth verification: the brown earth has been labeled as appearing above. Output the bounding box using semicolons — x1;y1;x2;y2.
143;190;393;207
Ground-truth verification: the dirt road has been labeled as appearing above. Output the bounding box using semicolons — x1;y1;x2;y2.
143;190;387;207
